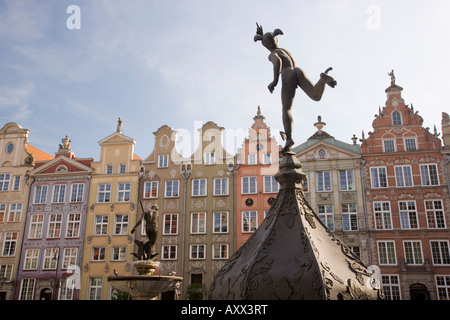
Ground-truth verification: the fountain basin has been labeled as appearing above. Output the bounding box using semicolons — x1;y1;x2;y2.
108;275;183;300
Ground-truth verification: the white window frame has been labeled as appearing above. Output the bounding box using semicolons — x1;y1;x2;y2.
436;275;450;300
162;245;177;260
94;215;108;235
163;213;178;235
97;184;111;203
382;275;402;300
404;137;417;151
114;214;129;235
111;247;127;261
242;210;257;233
0;174;11;192
339;169;355;191
263;176;279;194
373;201;392;230
66;213;81;238
420;164;439;186
165;180;179;198
316;171;332;192
399;201;418;229
425;200;446;229
191;212;206;234
47;213;62;238
403;240;423;265
430;241;450;265
377;240;397;265
28;214;44;239
204;152;215;165
394;165;413;187
70;183;84;202
190;244;206;260
370;167;388;188
192;178;207;197
117;183;131;202
52;184;66;204
213;178;229;196
318;205;334;231
34;185;48;204
213;211;229;234
158;155;169;168
213;244;229;260
341;204;358;231
248;154;257;165
8;203;22;222
241;176;257;194
143;181;158;199
383;139;396;153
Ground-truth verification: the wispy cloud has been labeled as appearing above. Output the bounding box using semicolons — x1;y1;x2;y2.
0;82;34;121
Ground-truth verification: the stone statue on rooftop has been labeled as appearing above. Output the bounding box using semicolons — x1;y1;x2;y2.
254;23;337;153
388;70;395;86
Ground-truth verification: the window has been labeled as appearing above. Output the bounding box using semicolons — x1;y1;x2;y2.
420;164;439;186
59;282;74;300
89;277;103;300
378;241;397;265
190;244;205;260
98;184;111;203
34;185;48;204
392;111;402;125
2;232;18;256
29;214;44;239
117;183;131;202
430;241;450;265
66;213;81;238
404;137;417;151
0;174;11;191
19;278;36;300
8;203;22;222
94;216;108;235
318;205;334;231
106;164;113;175
316;171;332;192
0;264;13;282
383;139;396;153
112;247;127;261
425;200;446;229
165;180;179;198
143;181;158;198
12;176;20;191
394;166;413;187
374;202;392;230
213;211;228;233
119;164;126;174
213;244;229;259
404;241;423;265
263;176;279;193
158;155;169;168
248;154;257;165
342;204;358;231
52;184;66;203
370;167;387;188
436;275;450;300
92;247;106;261
213;178;229;196
302;172;309;192
339;170;355;191
242;211;257;233
70;183;84;202
47;214;62;238
42;248;59;270
62;248;78;269
114;215;129;235
24;249;40;270
399;201;418;229
205;152;215;165
0;204;5;222
242;176;257;194
163;213;178;235
191;212;206;234
192;179;207;196
262;153;272;164
162;245;177;260
382;275;401;300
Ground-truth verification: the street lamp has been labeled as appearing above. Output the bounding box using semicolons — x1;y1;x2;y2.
180;163;192;300
52;247;60;300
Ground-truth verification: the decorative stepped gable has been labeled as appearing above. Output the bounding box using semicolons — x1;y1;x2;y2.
361;71;442;154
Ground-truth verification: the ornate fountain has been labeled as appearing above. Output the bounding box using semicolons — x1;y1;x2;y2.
108;204;182;300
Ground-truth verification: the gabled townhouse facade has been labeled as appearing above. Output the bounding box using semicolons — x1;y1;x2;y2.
79;119;142;300
360;75;450;300
235;106;281;249
0;122;53;300
14;136;93;300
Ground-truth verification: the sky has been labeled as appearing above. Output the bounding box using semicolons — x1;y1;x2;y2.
1;0;449;160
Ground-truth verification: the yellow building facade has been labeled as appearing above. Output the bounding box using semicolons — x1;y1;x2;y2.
79;121;142;300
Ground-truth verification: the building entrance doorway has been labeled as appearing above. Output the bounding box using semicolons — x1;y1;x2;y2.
410;283;429;300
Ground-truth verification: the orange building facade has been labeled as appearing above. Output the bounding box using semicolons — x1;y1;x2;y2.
235;107;281;249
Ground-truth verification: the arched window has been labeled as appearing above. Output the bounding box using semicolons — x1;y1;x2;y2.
392;111;402;126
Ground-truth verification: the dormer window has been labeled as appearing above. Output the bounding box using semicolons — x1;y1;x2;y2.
56;165;68;172
392;111;402;126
